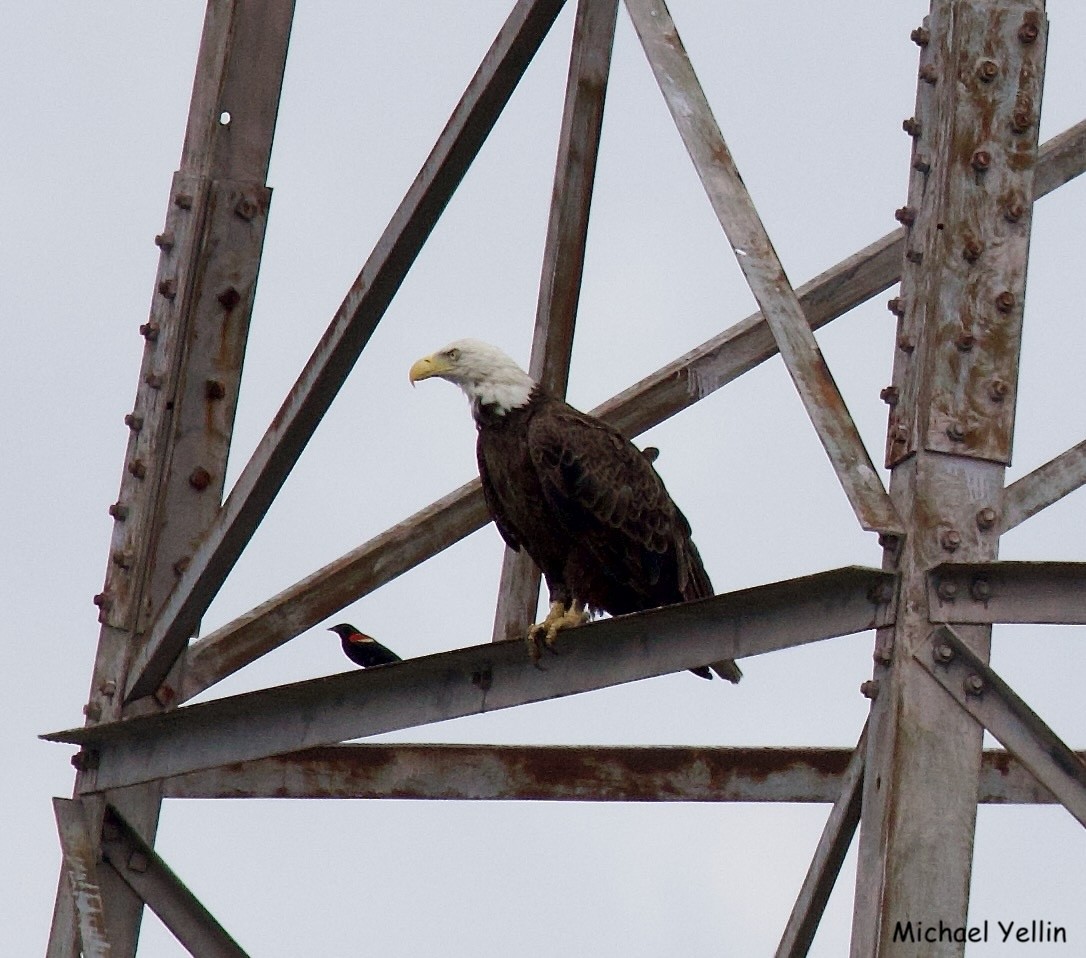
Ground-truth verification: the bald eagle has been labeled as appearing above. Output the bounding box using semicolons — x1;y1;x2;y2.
409;339;741;683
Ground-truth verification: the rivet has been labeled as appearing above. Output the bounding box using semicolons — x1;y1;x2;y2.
905;249;923;264
988;379;1009;402
955;333;975;352
1011;109;1033;133
962;237;983;263
139;322;159;341
912;154;931;174
108;502;129;521
933;642;955;664
880;386;899;406
976;506;998;530
860;679;881;700
945;423;966;443
887;297;905;317
971;577;992;602
205;379;227;400
941;529;962;552
995;291;1016;313
217;287;241;310
918;63;938;84
82;701;102;722
127;852;150;874
92;591;113;610
124;412;143;432
902;117;922;138
964;673;986;696
144;371;163;390
894;206;917;227
234;196;258;221
977;59;999;82
98;680;117;698
971;150;991;172
937;579;959;601
189;467;212;491
174;193;193;210
128;459;147;480
157;277;177;300
111;549;133;569
910;26;930;46
154;231;175;250
1017;15;1039;44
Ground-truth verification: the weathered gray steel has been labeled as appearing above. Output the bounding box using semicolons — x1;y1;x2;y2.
157;742;1075;804
128;0;570;705
48;5;298;957
852;4;1047;955
53;799;113;958
917;627;1086;828
170;121;1086;705
48;567;893;792
776;727;867;958
1002;439;1086;532
928;561;1086;624
100;806;251;958
493;0;620;645
625;0;900;536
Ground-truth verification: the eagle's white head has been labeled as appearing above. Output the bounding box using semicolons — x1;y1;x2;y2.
409;339;535;415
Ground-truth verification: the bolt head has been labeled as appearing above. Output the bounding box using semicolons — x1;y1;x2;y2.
910;26;930;46
234;196;258;221
955;333;975;352
995;291;1016;313
937;579;959;601
971;578;992;602
154;231;175;250
912;154;931;174
964;673;986;696
934;643;955;664
205;379;227;401
157;277;177;300
988;379;1009;403
945;423;966;443
108;502;129;521
98;680;117;698
977;59;999;82
887;297;905;316
860;680;881;700
217;286;242;310
962;238;983;262
970;150;991;172
902;117;922;138
139;322;160;341
174;192;193;210
894;206;917;227
188;467;212;491
976;507;998;530
1011;109;1033;133
905;249;923;264
1017;18;1039;43
124;413;143;432
880;386;899;406
941;529;962;552
127;459;147;479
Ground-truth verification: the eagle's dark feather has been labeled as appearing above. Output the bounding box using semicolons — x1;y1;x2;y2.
475;388;741;682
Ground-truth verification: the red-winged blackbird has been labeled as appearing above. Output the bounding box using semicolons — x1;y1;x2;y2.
329;623;402;669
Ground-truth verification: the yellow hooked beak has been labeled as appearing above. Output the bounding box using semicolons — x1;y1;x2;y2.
409;353;452;384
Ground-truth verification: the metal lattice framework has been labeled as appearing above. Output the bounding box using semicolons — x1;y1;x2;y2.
45;1;1086;955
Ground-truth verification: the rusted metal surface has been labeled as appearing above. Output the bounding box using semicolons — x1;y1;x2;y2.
928;560;1086;623
917;626;1086;828
47;567;893;792
1001;438;1086;532
493;0;620;644
100;806;251;958
776;726;867;958
169;121;1085;705
158;742;1069;803
852;5;1047;955
49;5;298;957
626;0;901;536
53;799;113;958
162;744;856;802
134;0;569;707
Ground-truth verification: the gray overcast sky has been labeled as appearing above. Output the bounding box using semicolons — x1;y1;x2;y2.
4;2;1084;955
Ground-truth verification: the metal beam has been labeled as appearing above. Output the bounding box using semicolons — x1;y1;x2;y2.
53;799;113;958
493;0;620;644
625;0;901;536
928;561;1086;624
126;0;570;704
917;627;1086;828
776;727;866;958
47;567;893;792
100;806;251;958
1002;439;1086;533
851;4;1047;955
158;742;1074;804
172;120;1086;705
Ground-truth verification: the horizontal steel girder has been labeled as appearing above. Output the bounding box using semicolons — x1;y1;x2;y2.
927;561;1086;624
47;566;893;791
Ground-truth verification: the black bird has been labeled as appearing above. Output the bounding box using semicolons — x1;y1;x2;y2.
329;623;402;669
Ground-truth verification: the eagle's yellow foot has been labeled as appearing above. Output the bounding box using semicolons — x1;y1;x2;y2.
526;601;589;664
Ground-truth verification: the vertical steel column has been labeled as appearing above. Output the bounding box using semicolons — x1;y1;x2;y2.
47;2;294;955
492;0;619;642
851;2;1047;955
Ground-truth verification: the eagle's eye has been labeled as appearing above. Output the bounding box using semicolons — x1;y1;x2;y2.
444;347;461;362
